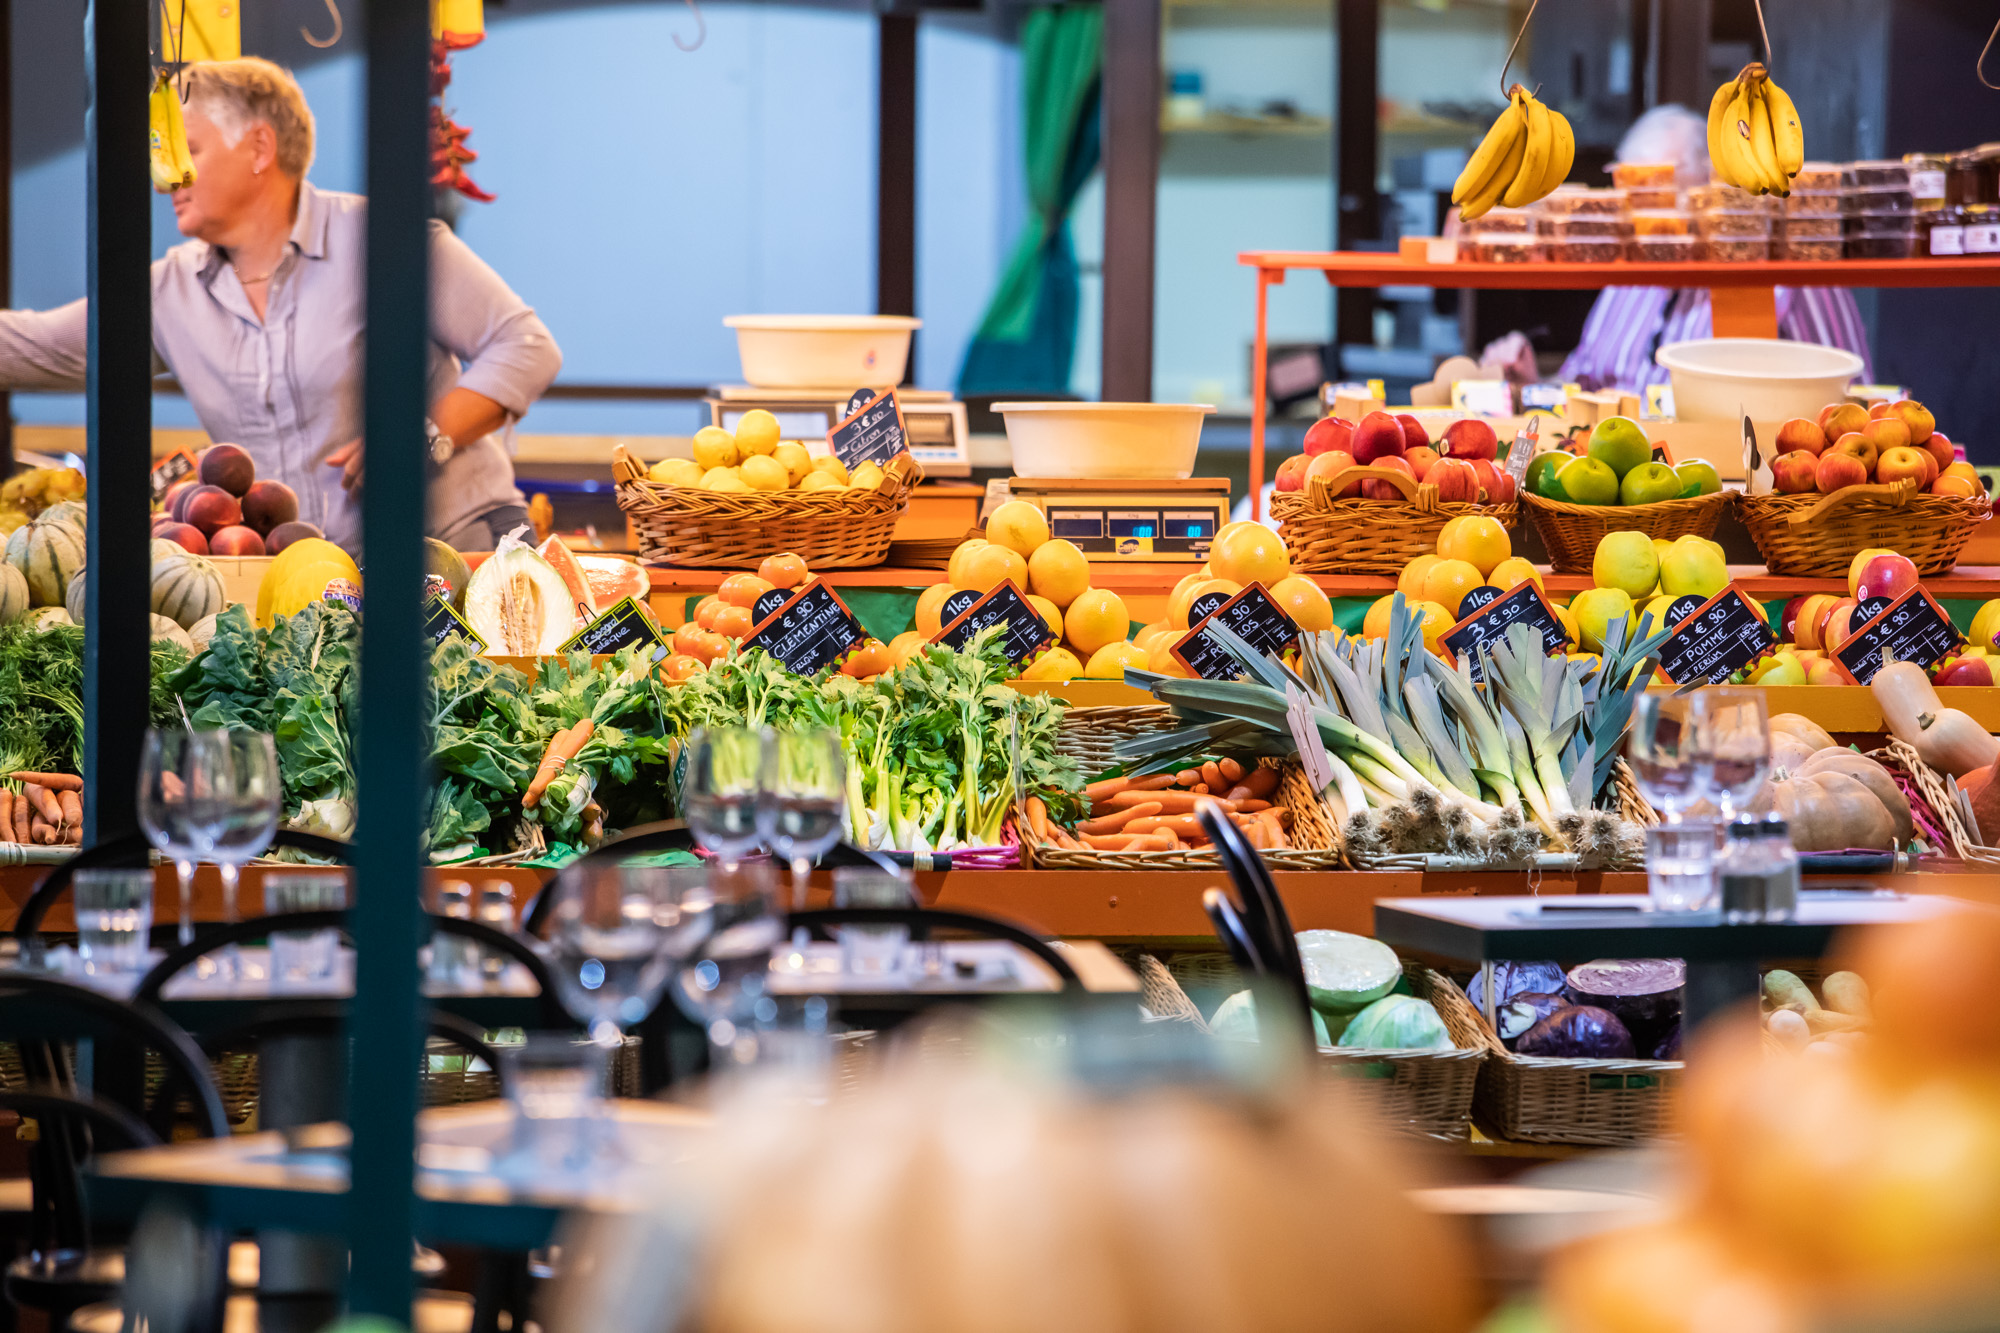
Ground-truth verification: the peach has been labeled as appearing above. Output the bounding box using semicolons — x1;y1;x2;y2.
1821;597;1861;651
1860;415;1912;454
1818;402;1868;439
1428;457;1480;504
1875;445;1932;488
1302;415;1355;457
1405;446;1440;480
1359;454;1415;500
1396;413;1430;452
1831;432;1878;474
1441;418;1499;461
1792;593;1834;649
1773;418;1828;456
1305;449;1361;497
1815;450;1869;492
1891;399;1935;444
1770;451;1819;493
1275;454;1310;493
1351;411;1408;465
1852;552;1920;604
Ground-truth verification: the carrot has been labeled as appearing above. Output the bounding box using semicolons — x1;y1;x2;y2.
1078;801;1162;836
57;790;81;833
14;793;28;843
1107;789;1234;815
1244;819;1269;849
523;719;595;810
1243;767;1280;799
9;772;81;792
1200;761;1223;790
1235;799;1272;813
1129;829;1176;852
0;790;15;843
1025;796;1050;844
1129;774;1177;791
1218;758;1244;783
30;815;53;846
1124;814;1205;839
23;784;60;826
1175;768;1202;787
1081;833;1141;851
64;823;81;845
1083;776;1131;802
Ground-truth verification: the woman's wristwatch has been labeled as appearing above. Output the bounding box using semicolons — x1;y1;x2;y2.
426;417;455;467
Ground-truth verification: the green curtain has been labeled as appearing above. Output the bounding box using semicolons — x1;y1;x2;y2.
957;5;1104;398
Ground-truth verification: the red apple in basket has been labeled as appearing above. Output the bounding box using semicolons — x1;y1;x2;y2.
1428;457;1480;504
1876;446;1932;489
1818;402;1868;440
1771;451;1819;494
1891;399;1936;444
1360;455;1416;500
1305;449;1361;497
1351;411;1408;465
1275;454;1310;493
1816;451;1869;492
1302;415;1355;457
1396;413;1430;452
1773;418;1828;456
1441;418;1499;461
1468;458;1508;502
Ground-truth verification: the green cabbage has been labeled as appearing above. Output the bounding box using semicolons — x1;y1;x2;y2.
1297;929;1402;1015
1210;990;1339;1047
1336;994;1453;1051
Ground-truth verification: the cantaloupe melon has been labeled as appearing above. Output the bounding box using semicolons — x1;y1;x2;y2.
6;518;85;606
0;563;28;622
153;553;226;629
150;614;194;652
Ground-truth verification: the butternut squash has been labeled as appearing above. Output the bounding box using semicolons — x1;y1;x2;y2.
1871;659;2000;777
1796;749;1914;847
1870;660;1941;743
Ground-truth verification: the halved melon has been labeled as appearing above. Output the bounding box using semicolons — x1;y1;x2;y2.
576;555;648;610
466;544;578;655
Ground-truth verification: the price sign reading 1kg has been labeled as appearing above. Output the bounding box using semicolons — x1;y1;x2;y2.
1172;583;1301;681
1655;586;1779;685
559;596;667;657
932;579;1057;668
425;595;486;650
1835;587;1962;685
742;579;867;676
827;389;908;471
150;448;199;505
1438;580;1566;682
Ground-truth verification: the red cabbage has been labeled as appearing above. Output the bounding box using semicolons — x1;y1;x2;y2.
1514;1004;1636;1059
1496;991;1569;1047
1651;1021;1682;1061
1467;960;1566;1014
1565;958;1684;1053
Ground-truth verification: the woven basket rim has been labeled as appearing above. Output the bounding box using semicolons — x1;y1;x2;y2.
1521;487;1734;520
1441;972;1684;1072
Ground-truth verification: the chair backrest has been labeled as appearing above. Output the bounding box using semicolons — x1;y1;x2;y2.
1201;888;1265;976
190;1002;511;1101
785;906;1081;987
1195;802;1311;1021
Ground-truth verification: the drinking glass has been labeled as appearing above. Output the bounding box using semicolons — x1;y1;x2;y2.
266;872;347;982
1628;692;1717;911
545;863;716;1048
73;868;153;976
137;728;225;947
672;860;784;1059
831;865;915;978
683;727;768;869
203;731;283;979
1691;687;1772;819
497;1034;610;1177
763;729;848;909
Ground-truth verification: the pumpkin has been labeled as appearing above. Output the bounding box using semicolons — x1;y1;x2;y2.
1958;762;2000;846
65;567;86;625
5;516;85;606
1795;749;1913;846
1770;713;1837;752
151;552;226;629
0;562;27;622
150;614;194;652
1770;733;1816;775
1758;768;1896;851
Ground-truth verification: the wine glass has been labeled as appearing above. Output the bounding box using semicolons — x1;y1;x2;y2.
202;731;282;979
763;729;848;910
1692;687;1772;820
545;863;715;1048
671;860;784;1063
137;728;224;948
683;726;768;870
1627;692;1716;913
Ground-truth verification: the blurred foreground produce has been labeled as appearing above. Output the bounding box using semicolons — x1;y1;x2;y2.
1547;903;2000;1331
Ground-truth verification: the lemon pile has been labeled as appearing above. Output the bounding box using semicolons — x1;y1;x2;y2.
647;409;885;495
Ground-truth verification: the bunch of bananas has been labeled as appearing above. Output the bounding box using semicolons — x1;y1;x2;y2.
148;72;195;193
1453;85;1575;223
1708;62;1802;196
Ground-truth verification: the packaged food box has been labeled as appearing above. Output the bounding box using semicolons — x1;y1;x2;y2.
1849;159;1912;188
1461;236;1540;263
1783;190;1846;218
1537;215;1631;238
1701;236;1772;261
1630;209;1692;236
1844;214;1919;238
1622;188;1678;210
1472;207;1534;235
1845;220;1917;258
1544;237;1624;262
1533;186;1626;216
1628;235;1695;262
1781;215;1843;239
1847;184;1915;214
1781;238;1845;262
1687;183;1779;212
1694;210;1775;238
1791;163;1851;192
1611;162;1676;189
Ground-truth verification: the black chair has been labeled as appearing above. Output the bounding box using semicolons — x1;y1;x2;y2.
1195;802;1314;1052
784;906;1080;988
1201;887;1265;976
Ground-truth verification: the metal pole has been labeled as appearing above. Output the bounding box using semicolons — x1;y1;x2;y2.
877;9;917;383
1100;0;1158;403
81;0;151;852
1333;0;1380;353
345;0;433;1318
0;0;13;477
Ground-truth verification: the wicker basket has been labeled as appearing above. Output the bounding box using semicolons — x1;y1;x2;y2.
1521;488;1734;574
1022;758;1348;870
1316;965;1487;1141
1273;467;1519;576
612;445;921;569
1736;480;1992;577
1870;738;2000;865
1436;972;1681;1146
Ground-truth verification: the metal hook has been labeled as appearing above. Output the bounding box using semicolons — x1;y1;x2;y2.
673;0;706;52
1750;0;1773;66
303;0;344;49
1497;0;1540;100
1981;12;2000;89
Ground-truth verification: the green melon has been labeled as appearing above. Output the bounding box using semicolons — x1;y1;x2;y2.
152;552;225;629
6;518;86;606
0;563;27;622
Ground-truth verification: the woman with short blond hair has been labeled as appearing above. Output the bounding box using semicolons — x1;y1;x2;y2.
0;56;560;553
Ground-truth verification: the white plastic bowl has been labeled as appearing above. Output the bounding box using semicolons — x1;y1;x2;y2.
724;314;921;389
992;402;1217;479
1655;338;1864;424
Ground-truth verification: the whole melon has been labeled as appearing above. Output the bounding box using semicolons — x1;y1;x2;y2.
65;567;86;625
424;537;473;611
187;612;221;652
7;518;86;606
0;563;27;622
37;500;87;533
256;537;357;627
150;614;195;652
20;607;72;632
152;552;226;629
151;537;191;566
269;559;361;622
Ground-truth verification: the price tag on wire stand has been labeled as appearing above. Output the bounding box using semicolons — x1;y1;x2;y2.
742;579;867;675
424;595;486;650
1285;682;1335;797
559;596;666;656
150;448;198;505
828;389;909;471
932;579;1057;668
1655;586;1779;685
1834;587;1962;684
1437;580;1566;682
1171;583;1301;680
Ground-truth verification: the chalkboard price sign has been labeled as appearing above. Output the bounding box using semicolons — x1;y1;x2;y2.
1437;580;1566;681
828;389;909;471
560;596;667;656
940;588;981;625
933;579;1058;667
424;595;486;650
150;449;198;505
1834;587;1962;684
742;579;867;676
1655;586;1779;685
1172;583;1302;680
752;588;790;623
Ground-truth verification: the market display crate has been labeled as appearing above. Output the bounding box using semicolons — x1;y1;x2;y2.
611;445;921;569
1735;480;1992;577
1272;468;1519;576
1435;973;1681;1146
1019;706;1349;870
1315;964;1487;1142
1521;488;1733;574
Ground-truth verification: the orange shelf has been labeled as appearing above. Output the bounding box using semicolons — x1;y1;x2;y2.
1236;251;2000;291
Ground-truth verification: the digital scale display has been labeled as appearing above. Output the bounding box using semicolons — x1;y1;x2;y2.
1046;506;1218;557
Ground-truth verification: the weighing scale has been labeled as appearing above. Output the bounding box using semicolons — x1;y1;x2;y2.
1004;478;1232;561
707;385;970;477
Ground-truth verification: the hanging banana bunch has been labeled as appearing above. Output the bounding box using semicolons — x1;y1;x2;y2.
148;72;196;192
1708;62;1803;196
1452;84;1575;223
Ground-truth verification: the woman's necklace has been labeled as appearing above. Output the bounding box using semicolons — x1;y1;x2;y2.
233;265;275;286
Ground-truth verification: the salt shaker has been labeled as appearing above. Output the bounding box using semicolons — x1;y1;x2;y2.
1716;816;1800;923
